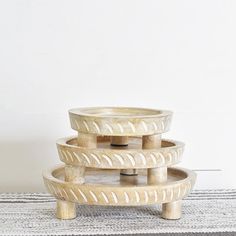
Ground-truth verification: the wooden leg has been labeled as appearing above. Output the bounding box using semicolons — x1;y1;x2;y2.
142;135;161;149
76;132;96;184
111;136;136;177
161;200;182;220
147;167;167;184
143;134;176;218
111;136;128;146
65;165;85;183
56;166;78;219
56;200;76;220
77;132;97;148
142;134;166;185
56;165;85;220
120;169;138;185
56;132;96;220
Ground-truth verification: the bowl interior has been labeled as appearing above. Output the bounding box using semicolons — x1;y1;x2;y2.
66;136;175;150
70;107;163;118
52;167;188;187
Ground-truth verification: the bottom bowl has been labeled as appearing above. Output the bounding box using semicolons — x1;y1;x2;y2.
43;166;196;206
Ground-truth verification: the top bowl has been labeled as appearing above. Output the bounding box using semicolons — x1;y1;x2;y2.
69;107;172;136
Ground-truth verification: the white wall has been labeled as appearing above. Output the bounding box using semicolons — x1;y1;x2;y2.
0;0;235;192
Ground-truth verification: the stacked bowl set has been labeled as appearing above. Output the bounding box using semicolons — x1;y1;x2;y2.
43;107;196;220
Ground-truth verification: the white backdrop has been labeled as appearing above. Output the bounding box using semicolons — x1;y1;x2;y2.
0;0;235;192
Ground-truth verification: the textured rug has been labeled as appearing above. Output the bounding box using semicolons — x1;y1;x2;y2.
0;190;236;235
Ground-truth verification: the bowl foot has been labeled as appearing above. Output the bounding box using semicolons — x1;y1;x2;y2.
56;200;77;220
161;200;182;220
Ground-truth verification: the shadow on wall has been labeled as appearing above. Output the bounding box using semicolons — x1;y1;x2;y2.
0;139;59;192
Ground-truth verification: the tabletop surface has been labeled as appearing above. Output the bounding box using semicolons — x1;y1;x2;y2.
0;189;236;236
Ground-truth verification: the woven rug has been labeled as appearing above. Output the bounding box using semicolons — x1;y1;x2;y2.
0;190;236;235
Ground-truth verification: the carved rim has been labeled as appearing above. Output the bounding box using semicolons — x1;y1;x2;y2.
69;107;173;135
57;136;185;169
43;165;196;206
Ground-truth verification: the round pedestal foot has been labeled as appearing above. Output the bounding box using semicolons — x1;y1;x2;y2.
56;200;76;220
148;167;167;184
77;133;97;148
161;200;182;220
111;136;128;146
